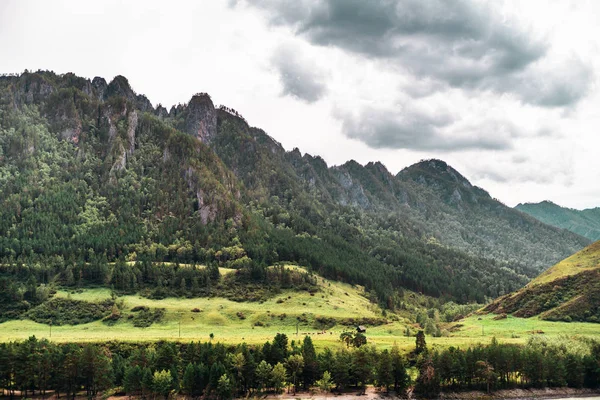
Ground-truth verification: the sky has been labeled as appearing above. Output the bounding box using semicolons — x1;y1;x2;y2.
1;0;599;209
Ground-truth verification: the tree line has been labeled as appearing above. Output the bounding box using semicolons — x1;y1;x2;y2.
0;334;408;399
414;335;600;397
1;334;599;399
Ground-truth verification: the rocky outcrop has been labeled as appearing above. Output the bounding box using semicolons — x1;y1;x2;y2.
333;168;370;209
136;94;153;113
12;72;55;107
104;101;138;178
92;77;108;100
106;75;136;102
184;93;217;143
155;104;168;119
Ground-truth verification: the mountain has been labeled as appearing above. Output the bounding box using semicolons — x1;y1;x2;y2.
484;240;600;322
0;70;590;313
516;201;600;241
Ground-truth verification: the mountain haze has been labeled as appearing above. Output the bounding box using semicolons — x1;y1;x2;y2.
0;70;590;313
516;201;600;241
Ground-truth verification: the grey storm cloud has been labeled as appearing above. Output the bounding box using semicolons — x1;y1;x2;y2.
337;106;512;152
271;45;327;103
242;0;591;107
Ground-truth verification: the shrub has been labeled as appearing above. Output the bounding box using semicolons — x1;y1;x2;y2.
27;298;114;325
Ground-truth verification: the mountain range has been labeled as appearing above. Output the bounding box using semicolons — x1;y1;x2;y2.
0;70;591;310
516;201;600;241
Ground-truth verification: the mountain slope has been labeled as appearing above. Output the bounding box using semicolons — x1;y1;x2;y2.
0;70;590;311
484;241;600;322
392;160;591;269
516;201;600;241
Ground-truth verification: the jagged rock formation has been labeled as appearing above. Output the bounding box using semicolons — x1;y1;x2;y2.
184;93;217;143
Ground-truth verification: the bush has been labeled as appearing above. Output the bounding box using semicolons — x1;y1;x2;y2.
132;308;165;328
27;298;114;325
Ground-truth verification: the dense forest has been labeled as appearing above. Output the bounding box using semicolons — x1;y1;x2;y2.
0;70;590;317
0;334;599;399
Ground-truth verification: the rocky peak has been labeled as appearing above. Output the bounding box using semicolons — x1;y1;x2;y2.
106;75;136;102
92;77;108;100
398;159;492;206
399;159;472;188
155;104;168;119
136;94;153;112
184;93;217;143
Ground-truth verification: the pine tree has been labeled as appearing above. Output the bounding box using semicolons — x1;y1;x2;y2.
123;365;143;396
415;330;427;355
301;336;318;389
391;344;409;393
377;349;393;392
256;360;272;393
315;370;334;393
217;374;233;400
271;362;287;394
152;370;173;400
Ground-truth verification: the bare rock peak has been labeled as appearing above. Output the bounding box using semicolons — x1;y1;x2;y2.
106;75;136;101
185;92;217;143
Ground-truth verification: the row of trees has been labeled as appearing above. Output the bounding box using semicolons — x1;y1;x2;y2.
1;334;599;399
414;337;600;397
0;334;408;399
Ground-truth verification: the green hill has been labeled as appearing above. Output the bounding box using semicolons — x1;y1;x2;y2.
484;241;600;322
516;200;600;241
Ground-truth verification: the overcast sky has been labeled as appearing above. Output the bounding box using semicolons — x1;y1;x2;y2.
1;0;599;209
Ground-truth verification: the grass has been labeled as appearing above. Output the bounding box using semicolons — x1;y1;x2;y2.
1;266;599;351
531;240;600;285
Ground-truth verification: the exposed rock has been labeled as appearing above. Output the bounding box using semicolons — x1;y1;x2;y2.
106;75;136;102
184;93;217;143
92;77;108;100
197;189;217;225
155;104;168;119
63;72;93;97
12;73;55;107
169;103;185;118
126;110;138;156
136;94;153;112
334;169;370;209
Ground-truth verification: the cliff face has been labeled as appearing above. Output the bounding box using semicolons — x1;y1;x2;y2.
184;93;217;144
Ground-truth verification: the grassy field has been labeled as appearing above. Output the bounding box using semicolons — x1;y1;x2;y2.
1;267;599;351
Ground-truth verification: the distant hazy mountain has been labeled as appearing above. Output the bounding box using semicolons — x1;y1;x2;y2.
516;201;600;241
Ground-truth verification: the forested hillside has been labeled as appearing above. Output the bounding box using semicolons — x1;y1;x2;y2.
0;71;590;316
516;201;600;241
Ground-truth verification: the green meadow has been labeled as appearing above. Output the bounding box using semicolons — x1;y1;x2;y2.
1;268;599;351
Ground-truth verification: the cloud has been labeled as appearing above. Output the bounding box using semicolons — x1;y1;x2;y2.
271;43;328;103
335;104;512;152
467;142;575;186
241;0;592;107
515;56;593;107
